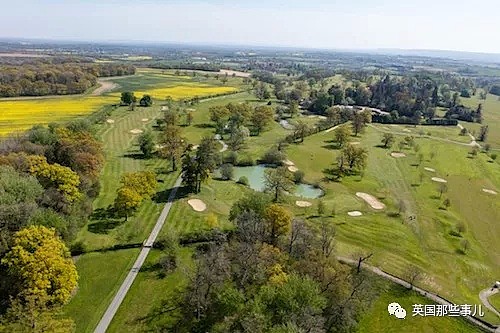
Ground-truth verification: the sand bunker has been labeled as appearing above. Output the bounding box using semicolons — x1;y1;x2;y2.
141;118;149;122
431;177;447;183
130;129;143;134
288;166;299;172
161;106;169;111
188;199;206;212
106;119;115;124
424;167;436;172
403;129;412;132
186;108;196;112
296;200;312;207
350;142;360;145
482;189;498;195
391;152;406;158
348;211;363;217
356;192;385;210
192;144;199;150
283;159;295;166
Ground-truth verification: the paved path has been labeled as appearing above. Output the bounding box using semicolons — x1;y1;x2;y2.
480;287;500;318
337;256;499;333
94;175;183;333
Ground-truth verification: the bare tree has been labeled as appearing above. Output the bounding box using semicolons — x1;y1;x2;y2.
319;219;336;257
404;265;422;290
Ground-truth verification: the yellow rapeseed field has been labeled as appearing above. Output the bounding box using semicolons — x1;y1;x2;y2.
0;96;116;136
0;82;238;136
133;84;238;100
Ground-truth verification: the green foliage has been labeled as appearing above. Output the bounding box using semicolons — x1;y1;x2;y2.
138;130;155;158
139;94;153;107
251;105;274;135
381;132;395;148
120;171;157;198
220;163;234;181
1;226;78;306
229;192;271;221
264;166;295;202
262;147;286;165
113;186;143;220
293;170;305;184
120;91;136;105
28;155;81;203
237;176;249;186
334;126;351;147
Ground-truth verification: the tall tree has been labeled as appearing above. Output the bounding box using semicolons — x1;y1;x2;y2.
161;124;185;171
251;106;274;135
209;105;230;135
114;187;142;221
264;167;295;202
138;131;155;158
1;226;78;306
334;126;351;148
293;121;309;143
264;204;292;245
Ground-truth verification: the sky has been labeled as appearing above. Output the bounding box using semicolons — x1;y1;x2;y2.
1;0;500;53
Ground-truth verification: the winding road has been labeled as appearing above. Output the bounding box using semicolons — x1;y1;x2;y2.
94;175;183;333
338;256;499;333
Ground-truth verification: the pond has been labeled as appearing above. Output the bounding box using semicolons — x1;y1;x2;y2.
231;165;324;199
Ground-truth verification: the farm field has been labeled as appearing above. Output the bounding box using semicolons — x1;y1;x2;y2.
0;68;242;137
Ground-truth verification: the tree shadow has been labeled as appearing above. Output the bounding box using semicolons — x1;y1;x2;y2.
153;185;190;203
155;166;175;175
321;144;341;150
194;123;214;129
87;218;125;234
322;168;345;182
123;153;146;160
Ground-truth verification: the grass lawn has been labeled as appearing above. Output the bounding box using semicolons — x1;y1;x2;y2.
356;284;482;333
460;90;500;149
63;249;139;333
286;125;500;324
489;293;500;313
107;248;194;333
160;178;249;237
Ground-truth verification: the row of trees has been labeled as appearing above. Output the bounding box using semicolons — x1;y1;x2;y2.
0;62;135;97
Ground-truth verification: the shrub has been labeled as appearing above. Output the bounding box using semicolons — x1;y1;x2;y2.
237;155;255;166
70;241;87;256
293;170;305;184
220;163;234;180
225;151;238;165
159;252;177;274
261;147;285;165
237;176;249;186
490;153;497;161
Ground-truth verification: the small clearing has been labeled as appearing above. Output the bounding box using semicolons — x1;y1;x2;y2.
296;200;312;207
219;69;251;78
192;145;200;150
288;166;299;172
424;167;436;172
482;189;498;195
356;192;385;210
188;199;207;212
161;106;169;111
130;129;143;134
141;118;149;122
391;152;406;158
91;80;117;96
186;108;196;112
431;177;447;183
106;119;115;124
348;211;363;217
